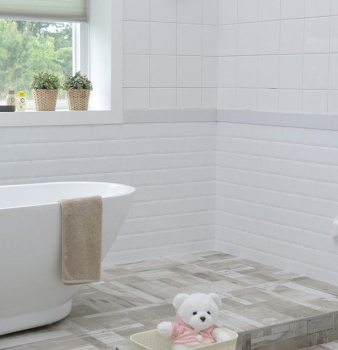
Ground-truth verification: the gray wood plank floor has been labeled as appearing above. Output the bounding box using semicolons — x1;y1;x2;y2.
1;251;338;350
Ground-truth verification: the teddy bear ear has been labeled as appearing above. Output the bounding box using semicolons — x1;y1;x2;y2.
173;293;189;309
209;293;222;309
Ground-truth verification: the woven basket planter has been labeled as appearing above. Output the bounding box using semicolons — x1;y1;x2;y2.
66;90;90;111
33;89;58;111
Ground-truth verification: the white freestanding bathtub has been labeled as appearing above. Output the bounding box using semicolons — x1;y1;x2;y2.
0;182;135;336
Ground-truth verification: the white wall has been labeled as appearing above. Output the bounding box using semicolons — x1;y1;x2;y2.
123;0;338;115
3;0;338;285
213;0;338;286
216;122;338;285
0;1;218;265
122;0;219;110
218;0;338;115
124;0;338;283
0;122;216;264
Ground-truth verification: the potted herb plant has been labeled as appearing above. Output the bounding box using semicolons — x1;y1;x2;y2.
31;71;61;111
63;71;93;111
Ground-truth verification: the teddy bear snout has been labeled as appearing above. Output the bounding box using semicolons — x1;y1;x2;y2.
200;317;206;322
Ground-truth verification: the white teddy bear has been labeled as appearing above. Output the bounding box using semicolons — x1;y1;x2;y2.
157;293;232;350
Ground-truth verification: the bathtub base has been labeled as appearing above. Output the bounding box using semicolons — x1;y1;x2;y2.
0;182;135;337
0;301;72;336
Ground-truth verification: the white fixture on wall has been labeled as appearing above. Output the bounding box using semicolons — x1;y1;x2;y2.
331;218;338;240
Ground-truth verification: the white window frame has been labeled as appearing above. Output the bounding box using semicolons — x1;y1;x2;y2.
73;22;89;76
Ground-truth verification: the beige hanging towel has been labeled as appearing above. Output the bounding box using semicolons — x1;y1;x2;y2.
60;196;103;285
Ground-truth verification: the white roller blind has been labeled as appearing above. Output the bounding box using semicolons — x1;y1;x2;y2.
0;0;87;22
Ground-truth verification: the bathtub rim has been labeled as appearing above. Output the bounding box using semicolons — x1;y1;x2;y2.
0;181;136;211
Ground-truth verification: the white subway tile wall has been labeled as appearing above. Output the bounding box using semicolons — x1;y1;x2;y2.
218;0;338;115
0;123;216;264
2;0;338;287
217;122;338;285
123;0;218;109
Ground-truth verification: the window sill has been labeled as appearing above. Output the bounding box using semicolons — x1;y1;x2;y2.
0;110;121;127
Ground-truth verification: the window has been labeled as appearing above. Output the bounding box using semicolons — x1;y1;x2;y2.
0;0;123;125
0;0;88;110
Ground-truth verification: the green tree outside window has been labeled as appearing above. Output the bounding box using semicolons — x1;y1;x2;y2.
0;20;73;100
